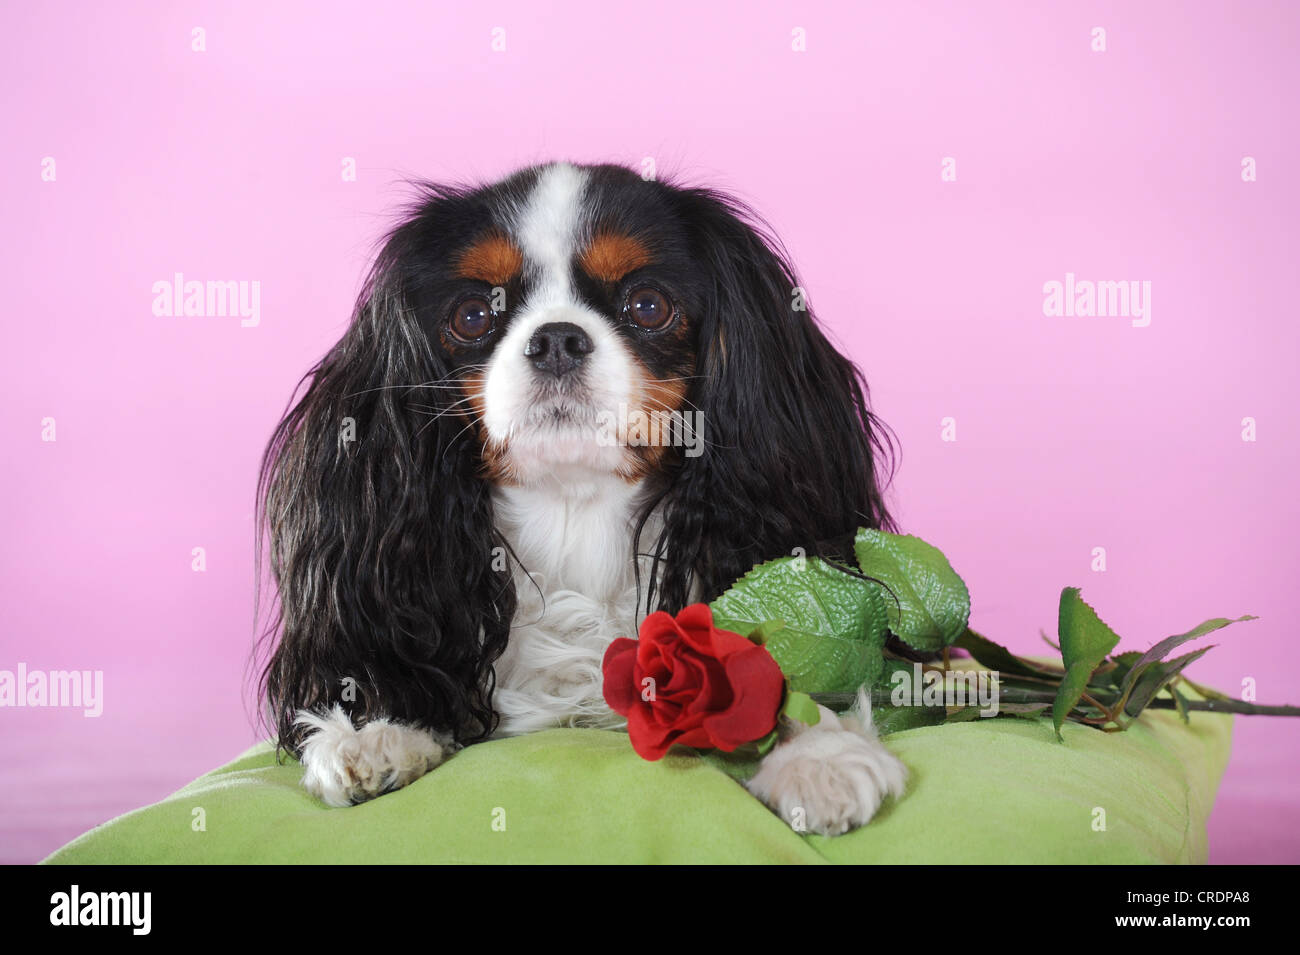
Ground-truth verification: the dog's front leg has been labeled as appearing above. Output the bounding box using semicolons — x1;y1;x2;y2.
744;689;907;836
295;705;452;807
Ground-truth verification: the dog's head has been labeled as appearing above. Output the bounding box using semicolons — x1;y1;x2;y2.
259;162;894;748
415;163;699;486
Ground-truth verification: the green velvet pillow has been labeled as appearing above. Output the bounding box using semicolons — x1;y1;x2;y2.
44;707;1231;864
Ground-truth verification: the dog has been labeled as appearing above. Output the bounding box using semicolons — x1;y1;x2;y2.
257;161;907;835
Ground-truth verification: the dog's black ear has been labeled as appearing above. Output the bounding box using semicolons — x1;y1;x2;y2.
645;187;896;611
256;203;513;755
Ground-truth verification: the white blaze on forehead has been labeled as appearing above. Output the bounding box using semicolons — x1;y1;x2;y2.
511;162;589;306
482;161;641;486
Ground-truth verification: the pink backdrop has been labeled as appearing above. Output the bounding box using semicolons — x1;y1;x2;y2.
3;1;1296;863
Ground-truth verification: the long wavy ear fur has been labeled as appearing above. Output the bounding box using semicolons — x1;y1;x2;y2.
256;201;513;756
645;187;897;612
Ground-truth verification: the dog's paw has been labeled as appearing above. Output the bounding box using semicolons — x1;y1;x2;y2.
745;700;907;836
295;705;447;807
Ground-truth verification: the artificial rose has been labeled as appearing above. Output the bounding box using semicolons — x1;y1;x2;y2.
601;603;786;760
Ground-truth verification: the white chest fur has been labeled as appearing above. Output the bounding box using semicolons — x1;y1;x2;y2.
489;475;649;735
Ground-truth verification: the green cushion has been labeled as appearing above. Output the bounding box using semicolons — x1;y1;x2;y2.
44;707;1232;864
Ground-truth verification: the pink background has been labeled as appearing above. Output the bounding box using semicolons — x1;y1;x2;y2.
2;1;1296;863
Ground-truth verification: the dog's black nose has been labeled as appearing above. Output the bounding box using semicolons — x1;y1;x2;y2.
525;322;593;377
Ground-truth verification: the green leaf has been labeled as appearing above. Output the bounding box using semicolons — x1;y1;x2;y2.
853;529;971;651
1168;685;1191;724
868;663;946;735
1053;589;1122;740
1102;651;1143;688
696;728;783;781
983;675;1057;696
955;629;1062;679
946;706;983;722
1123;647;1213;717
998;702;1051;719
1178;674;1234;702
782;690;822;727
876;706;948;735
744;620;787;646
1144;615;1257;662
711;557;889;694
1053;664;1099;740
1115;615;1256;712
1058;588;1123;672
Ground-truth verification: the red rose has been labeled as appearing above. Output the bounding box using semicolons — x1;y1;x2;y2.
601;604;786;760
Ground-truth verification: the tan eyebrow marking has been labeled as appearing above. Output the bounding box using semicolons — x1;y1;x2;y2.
579;231;653;282
454;233;524;285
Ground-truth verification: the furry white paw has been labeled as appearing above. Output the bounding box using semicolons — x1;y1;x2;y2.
295;705;448;807
745;693;907;836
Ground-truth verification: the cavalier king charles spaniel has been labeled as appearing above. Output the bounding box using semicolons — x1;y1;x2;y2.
258;161;907;835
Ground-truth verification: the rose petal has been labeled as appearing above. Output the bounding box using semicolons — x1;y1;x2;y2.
600;638;641;716
674;604;721;655
662;653;704;696
710;625;761;660
702;644;785;750
622;604;790;761
683;656;732;714
668;725;715;750
627;706;678;760
648;697;684;727
637;611;681;658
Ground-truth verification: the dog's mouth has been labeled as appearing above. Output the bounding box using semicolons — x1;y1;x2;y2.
516;374;606;431
486;388;632;482
519;396;595;432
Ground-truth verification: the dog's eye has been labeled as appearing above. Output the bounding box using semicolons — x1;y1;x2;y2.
624;286;674;330
449;297;495;342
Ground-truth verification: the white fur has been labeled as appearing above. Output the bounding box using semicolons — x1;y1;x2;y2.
481;161;642;483
293;162;907;834
511;161;588;306
296;705;451;807
481;302;637;483
491;476;647;736
745;689;908;835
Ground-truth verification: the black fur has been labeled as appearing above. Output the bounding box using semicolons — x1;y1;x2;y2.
638;184;897;611
256;180;533;755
